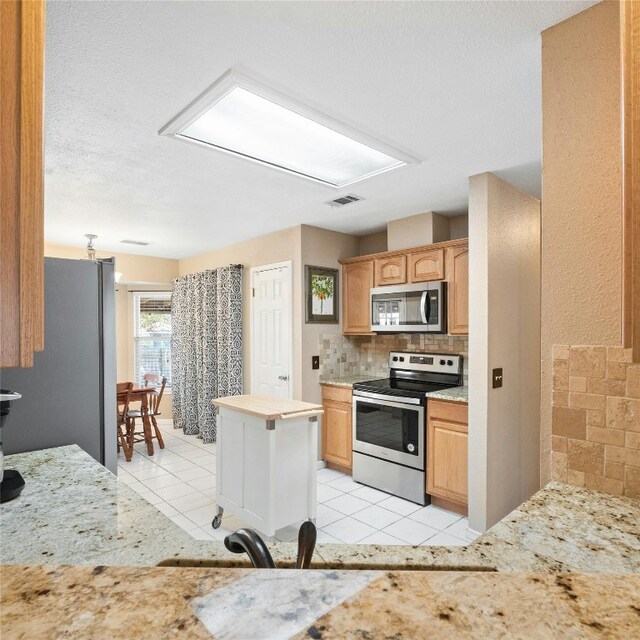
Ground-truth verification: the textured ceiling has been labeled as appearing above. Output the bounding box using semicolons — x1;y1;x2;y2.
44;0;598;259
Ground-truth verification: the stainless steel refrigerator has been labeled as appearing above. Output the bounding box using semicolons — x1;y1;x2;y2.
0;257;117;473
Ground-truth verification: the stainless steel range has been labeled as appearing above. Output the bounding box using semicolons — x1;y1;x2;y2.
352;352;463;505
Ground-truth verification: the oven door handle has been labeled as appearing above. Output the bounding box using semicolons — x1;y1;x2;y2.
352;391;422;406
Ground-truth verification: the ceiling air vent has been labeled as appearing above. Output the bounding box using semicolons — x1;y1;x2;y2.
120;239;152;246
326;194;363;208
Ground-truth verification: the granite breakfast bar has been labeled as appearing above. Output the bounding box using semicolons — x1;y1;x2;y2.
4;444;639;572
3;565;639;639
1;445;639;638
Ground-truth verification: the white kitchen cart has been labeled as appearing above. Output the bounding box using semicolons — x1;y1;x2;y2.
211;395;323;537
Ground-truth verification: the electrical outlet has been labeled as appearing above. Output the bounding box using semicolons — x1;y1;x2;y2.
492;368;503;389
312;355;320;370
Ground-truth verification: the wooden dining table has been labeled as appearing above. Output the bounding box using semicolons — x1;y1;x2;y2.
117;386;158;457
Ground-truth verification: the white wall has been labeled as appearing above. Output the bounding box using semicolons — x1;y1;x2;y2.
180;224;364;404
387;211;450;251
44;243;179;285
357;230;387;255
449;214;469;240
468;172;541;532
300;225;360;405
179;226;303;398
539;0;621;484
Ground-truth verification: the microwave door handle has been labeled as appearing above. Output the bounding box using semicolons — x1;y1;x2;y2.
420;291;429;324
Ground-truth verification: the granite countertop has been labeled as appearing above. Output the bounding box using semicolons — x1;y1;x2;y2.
2;446;640;637
314;481;640;574
320;378;469;404
0;446;485;572
2;446;639;575
478;480;640;573
0;446;225;568
212;395;323;421
425;385;468;403
319;375;375;388
2;565;639;639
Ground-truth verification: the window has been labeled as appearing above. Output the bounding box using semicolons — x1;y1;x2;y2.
133;292;172;389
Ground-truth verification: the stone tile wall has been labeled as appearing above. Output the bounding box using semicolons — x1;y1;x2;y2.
319;333;469;382
551;345;640;499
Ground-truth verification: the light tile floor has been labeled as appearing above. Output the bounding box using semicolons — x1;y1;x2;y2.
117;421;480;546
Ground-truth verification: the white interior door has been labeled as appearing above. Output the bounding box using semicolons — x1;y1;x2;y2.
251;262;292;398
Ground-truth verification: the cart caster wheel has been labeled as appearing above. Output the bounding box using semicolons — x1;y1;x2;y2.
212;514;223;529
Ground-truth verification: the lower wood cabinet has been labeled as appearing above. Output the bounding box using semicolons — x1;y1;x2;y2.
426;399;468;513
321;384;352;472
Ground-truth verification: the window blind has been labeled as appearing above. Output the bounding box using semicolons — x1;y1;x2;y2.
133;293;172;388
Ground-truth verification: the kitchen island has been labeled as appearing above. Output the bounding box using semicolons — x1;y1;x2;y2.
1;446;639;638
211;395;323;536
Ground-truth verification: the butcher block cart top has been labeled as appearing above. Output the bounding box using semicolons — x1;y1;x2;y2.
212;395;323;423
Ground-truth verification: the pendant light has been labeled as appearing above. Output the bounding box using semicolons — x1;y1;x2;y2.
84;234;98;261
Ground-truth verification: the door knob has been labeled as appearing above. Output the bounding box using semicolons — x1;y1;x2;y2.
278;375;289;381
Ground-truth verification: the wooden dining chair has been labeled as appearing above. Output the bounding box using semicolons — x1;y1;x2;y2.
116;381;134;462
127;374;167;451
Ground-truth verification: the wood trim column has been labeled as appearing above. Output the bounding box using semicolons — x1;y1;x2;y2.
622;0;640;361
0;0;45;367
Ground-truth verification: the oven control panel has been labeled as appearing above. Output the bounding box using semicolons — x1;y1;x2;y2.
389;351;462;374
409;355;433;365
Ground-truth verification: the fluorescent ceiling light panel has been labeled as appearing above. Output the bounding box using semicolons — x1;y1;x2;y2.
160;71;418;188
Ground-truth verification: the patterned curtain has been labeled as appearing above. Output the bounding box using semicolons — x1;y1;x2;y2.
171;265;243;443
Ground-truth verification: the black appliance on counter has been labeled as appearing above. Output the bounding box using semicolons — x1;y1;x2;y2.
352;351;463;504
0;390;25;503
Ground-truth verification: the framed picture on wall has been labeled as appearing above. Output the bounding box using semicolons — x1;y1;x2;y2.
305;266;339;324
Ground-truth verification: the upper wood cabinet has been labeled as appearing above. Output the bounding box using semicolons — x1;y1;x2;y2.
0;0;45;368
447;246;469;335
622;0;640;361
340;238;468;336
374;255;407;286
342;260;374;335
408;248;445;282
427;400;468;511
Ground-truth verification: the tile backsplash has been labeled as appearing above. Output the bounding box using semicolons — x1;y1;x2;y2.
551;345;640;499
319;333;469;383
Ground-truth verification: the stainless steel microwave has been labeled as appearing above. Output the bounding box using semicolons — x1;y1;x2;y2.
370;282;446;333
